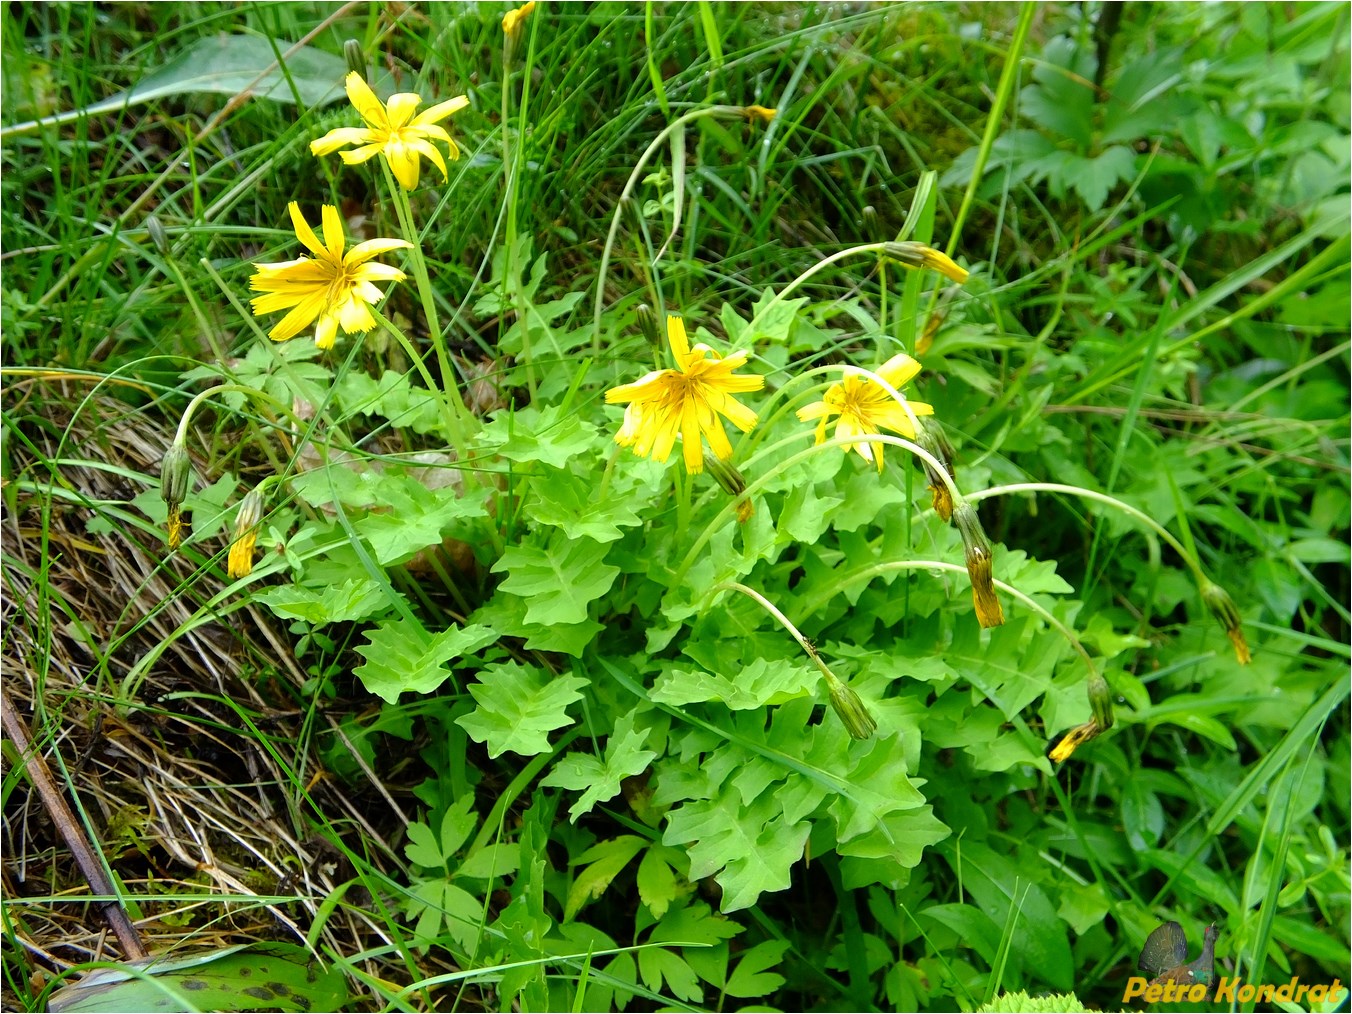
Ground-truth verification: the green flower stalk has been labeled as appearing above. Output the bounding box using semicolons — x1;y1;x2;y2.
159;442;192;549
953;500;1004;628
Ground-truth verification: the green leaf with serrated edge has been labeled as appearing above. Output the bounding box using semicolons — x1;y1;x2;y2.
479;403;598;468
339;369;444;435
457;841;520;882
354;475;488;566
777;482;843;544
542;713;657;821
650;659;818;711
405;821;447;869
725;939;790;998
455;662;586;758
254;578;386;625
491;535;619;625
526;467;645;543
469;590;604;657
836;806;951;868
663;791;810;912
352;618;497;704
830;735;927;843
825;468;908;532
637;947;702;1003
637;844;689;919
564;834;646;921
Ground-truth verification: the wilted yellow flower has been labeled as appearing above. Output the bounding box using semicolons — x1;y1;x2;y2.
502;0;537;37
606;315;763;474
797;353;934;472
311;72;469;190
160;443;192;549
249;203;410;350
743;105;777;122
227;485;267;580
1200;580;1251;664
1049;720;1106;763
882;242;970;285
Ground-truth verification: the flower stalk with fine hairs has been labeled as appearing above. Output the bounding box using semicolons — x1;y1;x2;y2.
952;500;1004;628
712;582;876;740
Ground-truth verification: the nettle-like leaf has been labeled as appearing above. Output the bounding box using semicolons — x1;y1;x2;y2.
526;466;648;544
479;403;598;468
542;712;657;821
649;658;819;710
491;533;619;626
352;616;498;703
663;789;811;913
455;661;587;758
353;475;488;566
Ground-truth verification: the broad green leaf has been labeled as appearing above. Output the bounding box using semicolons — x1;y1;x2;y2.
470;590;604;657
47;943;349;1013
564;835;647;921
649;658;818;710
542;713;658;820
637;947;702;1003
339;369;445;436
455;662;586;757
6;36;360;137
407;879;486;955
479;404;598;468
354;475;488;566
836;807;951;874
830;735;928;843
352;617;498;704
637;844;690;919
253;578;386;625
664;791;810;912
406;795;478;868
491;535;619;625
527;468;645;543
724;939;790;998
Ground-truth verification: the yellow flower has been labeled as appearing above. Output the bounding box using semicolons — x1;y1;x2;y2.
310;72;469;190
606;315;763;474
249;203;410;350
227;485;267;580
502;0;537;37
743;105;778;122
796;353;934;471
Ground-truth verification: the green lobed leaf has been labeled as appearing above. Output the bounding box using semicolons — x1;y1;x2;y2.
649;658;819;710
542;712;658;821
352;617;498;704
455;662;587;758
491;534;619;625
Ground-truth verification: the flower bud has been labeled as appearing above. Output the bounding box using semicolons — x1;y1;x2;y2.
502;0;537;39
160;443;192;549
636;303;661;351
1200;580;1251;664
953;501;1004;627
145;214;169;258
704;453;753;524
882;242;969;285
916;419;956;522
343;40;367;79
228;484;267;579
742;105;777;123
862;205;878;238
824;672;876;741
1049;720;1105;763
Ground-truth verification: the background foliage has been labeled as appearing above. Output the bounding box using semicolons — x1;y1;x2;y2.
2;3;1348;1012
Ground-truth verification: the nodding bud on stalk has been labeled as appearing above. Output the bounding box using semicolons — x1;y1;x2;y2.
882;242;970;285
822;670;877;741
228;484;267;579
742;105;777;122
159;443;192;549
636;303;661;351
916;418;957;522
343;40;366;78
953;500;1004;627
703;453;754;523
1200;580;1251;664
862;205;878;238
145;214;169;257
1049;672;1114;762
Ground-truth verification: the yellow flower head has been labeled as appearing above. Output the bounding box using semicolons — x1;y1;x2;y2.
502;1;537;37
743;105;778;122
606;315;764;474
796;353;934;471
310;72;470;190
249;203;410;350
227;485;267;580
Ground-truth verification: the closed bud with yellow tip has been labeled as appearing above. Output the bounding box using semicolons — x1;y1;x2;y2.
953;501;1004;627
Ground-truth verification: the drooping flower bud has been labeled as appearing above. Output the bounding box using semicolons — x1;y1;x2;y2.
953;500;1004;627
343;40;367;79
703;453;754;524
635;303;661;351
916;418;957;522
1200;580;1251;664
145;214;169;258
882;242;969;285
227;484;267;579
742;105;777;123
159;443;192;549
822;670;877;741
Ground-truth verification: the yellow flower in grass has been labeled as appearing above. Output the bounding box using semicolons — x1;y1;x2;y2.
502;1;537;37
311;72;469;190
797;353;934;471
250;203;410;350
227;485;267;580
606;315;763;474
